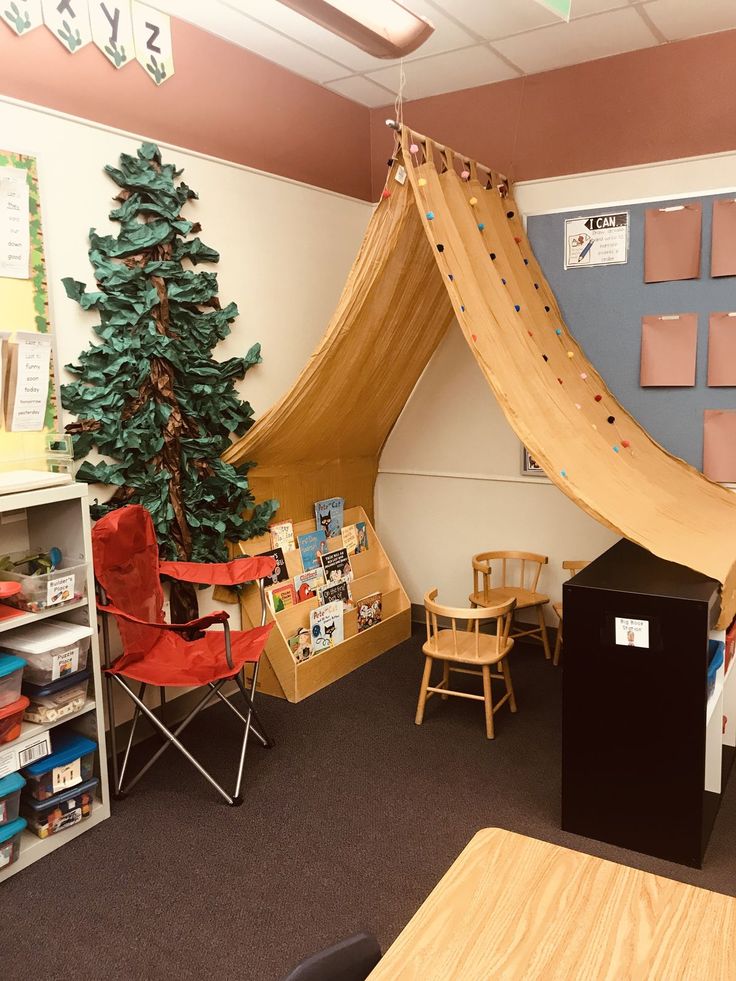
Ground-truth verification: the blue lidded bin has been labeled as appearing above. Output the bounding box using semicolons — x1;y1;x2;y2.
0;772;25;826
23;729;97;802
0;816;27;870
22;777;98;840
0;653;26;709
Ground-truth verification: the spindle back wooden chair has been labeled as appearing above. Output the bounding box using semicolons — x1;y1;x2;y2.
552;559;590;666
416;589;516;739
469;550;551;660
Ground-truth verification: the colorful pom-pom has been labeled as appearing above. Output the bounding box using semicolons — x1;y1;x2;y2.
501;278;507;285
574;403;581;409
567;351;574;358
594;394;602;402
607;415;615;424
613;445;619;452
544;305;550;312
461;169;470;180
528;331;533;337
580;372;587;380
514;236;521;244
386;158;394;167
561;470;567;478
507;211;515;219
490;252;496;260
469;196;478;206
555;329;562;336
592;424;597;430
514;304;521;312
461;305;465;312
471;334;477;342
381;188;391;199
410;142;419;154
478;223;485;231
418;177;427;187
426;211;434;220
557;378;563;384
621;440;630;448
534;283;539;289
543;355;549;362
437;244;444;252
448;274;454;281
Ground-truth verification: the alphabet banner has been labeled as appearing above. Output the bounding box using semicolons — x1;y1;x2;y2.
5;0;173;82
41;0;92;52
1;0;44;35
132;1;174;85
89;0;135;68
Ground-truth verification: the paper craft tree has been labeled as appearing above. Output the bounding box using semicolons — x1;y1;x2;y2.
61;142;276;619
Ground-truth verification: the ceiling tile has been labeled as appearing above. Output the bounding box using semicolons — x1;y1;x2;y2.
325;75;396;107
366;45;519;101
153;0;349;82
493;7;658;73
431;0;558;40
569;0;633;16
644;0;736;41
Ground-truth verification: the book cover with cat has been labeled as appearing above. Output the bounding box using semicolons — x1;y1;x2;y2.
314;497;344;539
357;592;382;632
256;547;289;585
297;530;328;571
294;568;325;603
320;547;353;583
342;521;369;555
310;601;344;655
269;519;295;553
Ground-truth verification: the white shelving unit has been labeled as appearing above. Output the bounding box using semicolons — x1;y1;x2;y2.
705;627;729;795
0;482;109;882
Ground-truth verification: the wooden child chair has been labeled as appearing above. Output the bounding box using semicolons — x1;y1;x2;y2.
416;589;516;739
469;551;551;660
552;560;590;666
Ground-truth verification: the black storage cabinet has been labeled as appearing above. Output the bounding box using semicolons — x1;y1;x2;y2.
561;538;728;868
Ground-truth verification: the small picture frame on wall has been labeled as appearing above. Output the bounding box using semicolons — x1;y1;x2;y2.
521;446;545;476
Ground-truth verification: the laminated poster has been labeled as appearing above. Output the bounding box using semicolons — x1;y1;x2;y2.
5;332;52;431
0;166;30;279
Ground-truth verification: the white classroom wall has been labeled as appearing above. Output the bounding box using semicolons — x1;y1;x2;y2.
375;149;736;618
0;95;373;720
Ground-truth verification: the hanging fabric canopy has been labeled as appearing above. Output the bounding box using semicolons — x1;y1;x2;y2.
224;127;736;628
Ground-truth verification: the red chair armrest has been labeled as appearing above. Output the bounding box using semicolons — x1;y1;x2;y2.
158;556;277;587
97;601;229;632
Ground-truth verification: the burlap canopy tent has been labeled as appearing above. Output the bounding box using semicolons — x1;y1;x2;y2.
224;126;736;629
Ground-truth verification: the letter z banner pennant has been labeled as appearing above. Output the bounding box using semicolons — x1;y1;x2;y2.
132;1;174;85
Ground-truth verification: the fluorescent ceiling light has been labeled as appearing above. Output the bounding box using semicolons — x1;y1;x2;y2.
276;0;435;58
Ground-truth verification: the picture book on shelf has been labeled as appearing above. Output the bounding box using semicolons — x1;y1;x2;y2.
288;626;312;663
318;579;352;610
297;530;328;571
310;601;344;654
294;568;324;603
357;592;382;632
270;519;295;553
256;547;289;585
342;521;369;555
320;547;353;583
314;497;344;539
267;581;296;614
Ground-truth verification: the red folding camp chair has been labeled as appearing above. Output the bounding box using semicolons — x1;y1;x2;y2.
92;504;276;806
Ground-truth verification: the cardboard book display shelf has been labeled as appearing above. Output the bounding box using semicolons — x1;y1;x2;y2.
240;506;410;702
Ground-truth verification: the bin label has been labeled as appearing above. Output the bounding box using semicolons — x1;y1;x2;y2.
0;842;11;868
52;759;81;793
615;616;649;648
52;645;79;680
47;574;75;607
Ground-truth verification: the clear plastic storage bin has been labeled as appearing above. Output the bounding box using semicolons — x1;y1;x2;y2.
22;671;90;725
22;730;97;801
23;778;97;839
0;695;29;745
0;654;26;709
0;549;87;613
0;772;25;825
3;620;92;685
0;816;27;868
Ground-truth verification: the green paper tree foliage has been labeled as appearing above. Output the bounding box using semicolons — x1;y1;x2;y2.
61;142;276;581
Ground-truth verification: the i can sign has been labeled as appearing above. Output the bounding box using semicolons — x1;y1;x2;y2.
534;0;571;20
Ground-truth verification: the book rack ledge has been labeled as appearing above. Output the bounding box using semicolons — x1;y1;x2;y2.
240;506;411;702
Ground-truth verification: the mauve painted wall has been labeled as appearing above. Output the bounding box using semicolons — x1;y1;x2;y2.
370;29;736;199
0;16;371;200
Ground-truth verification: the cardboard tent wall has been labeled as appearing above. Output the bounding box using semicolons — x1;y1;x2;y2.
225;128;736;630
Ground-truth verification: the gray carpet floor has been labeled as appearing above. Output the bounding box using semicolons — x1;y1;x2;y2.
4;627;736;980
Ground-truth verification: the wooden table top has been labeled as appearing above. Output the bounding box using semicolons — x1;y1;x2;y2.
368;828;736;980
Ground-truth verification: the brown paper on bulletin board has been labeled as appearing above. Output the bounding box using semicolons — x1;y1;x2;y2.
704;410;736;482
0;150;57;459
711;199;736;278
708;313;736;387
640;314;697;387
644;203;702;283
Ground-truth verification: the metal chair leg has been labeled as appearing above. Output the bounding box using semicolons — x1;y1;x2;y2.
111;675;236;805
118;682;147;793
236;664;274;749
